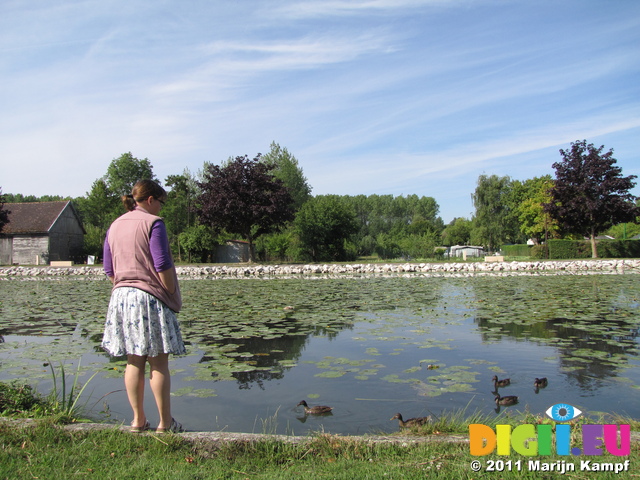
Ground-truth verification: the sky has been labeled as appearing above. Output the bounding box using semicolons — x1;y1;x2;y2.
1;0;639;224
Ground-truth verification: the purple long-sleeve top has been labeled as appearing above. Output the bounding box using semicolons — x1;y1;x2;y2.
103;219;173;277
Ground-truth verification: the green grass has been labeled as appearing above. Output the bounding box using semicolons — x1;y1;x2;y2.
0;421;637;479
1;382;638;479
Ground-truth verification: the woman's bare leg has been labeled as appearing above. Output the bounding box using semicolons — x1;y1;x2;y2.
125;355;147;427
148;353;172;429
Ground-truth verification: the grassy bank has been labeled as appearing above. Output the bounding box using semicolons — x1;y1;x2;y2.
2;381;638;479
1;419;638;479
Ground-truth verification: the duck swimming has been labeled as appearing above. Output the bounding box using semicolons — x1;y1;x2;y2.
296;400;333;415
492;375;511;389
390;413;431;428
494;394;518;406
534;377;548;388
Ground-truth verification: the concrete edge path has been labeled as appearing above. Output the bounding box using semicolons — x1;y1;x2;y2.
3;418;639;448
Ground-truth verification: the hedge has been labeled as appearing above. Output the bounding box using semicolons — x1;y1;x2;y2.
501;244;532;257
547;239;591;259
597;239;640;258
545;239;640;259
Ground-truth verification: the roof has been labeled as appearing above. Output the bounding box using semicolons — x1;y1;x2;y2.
1;201;77;235
449;245;484;250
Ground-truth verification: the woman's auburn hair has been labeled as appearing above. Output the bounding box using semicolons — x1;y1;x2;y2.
122;179;167;211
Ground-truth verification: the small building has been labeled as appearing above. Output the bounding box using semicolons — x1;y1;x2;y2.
446;245;485;259
0;201;85;265
215;240;251;263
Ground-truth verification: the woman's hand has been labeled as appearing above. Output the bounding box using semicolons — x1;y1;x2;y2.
158;267;177;294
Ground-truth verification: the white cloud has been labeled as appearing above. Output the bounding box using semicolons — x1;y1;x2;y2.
0;0;638;223
274;0;458;18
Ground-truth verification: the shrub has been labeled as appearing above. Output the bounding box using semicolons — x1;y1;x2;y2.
501;244;531;257
0;382;46;415
530;244;548;259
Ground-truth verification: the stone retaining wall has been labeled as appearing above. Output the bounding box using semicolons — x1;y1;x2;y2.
1;259;639;278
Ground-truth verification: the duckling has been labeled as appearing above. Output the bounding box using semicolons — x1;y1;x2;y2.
390;413;431;428
492;375;511;389
494;394;519;406
534;377;548;388
296;400;333;415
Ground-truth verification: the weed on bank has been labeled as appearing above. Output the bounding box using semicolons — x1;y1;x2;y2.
1;381;638;479
1;420;638;479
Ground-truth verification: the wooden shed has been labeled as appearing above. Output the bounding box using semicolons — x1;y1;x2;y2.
215;240;251;263
0;201;85;265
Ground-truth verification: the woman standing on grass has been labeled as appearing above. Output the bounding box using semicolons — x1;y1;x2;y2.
102;179;186;433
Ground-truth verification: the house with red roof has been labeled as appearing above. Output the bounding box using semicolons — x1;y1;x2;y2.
0;201;85;265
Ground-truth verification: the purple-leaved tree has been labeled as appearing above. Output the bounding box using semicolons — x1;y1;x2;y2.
197;155;295;262
544;140;639;258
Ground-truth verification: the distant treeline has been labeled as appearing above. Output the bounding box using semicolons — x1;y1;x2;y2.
2;141;639;262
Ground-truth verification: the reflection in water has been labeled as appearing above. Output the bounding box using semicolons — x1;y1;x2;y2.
0;273;639;435
471;274;639;397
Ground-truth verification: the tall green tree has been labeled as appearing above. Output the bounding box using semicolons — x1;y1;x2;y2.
544;140;640;258
105;152;156;195
512;176;559;244
471;174;519;251
74;153;157;258
343;194;442;256
164;170;199;261
197;155;295;261
75;179;119;228
294;195;358;262
260;142;312;210
73;179;121;257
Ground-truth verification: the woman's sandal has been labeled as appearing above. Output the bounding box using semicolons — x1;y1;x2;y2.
130;420;150;433
155;418;184;434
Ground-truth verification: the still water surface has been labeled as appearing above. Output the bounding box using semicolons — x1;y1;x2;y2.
0;272;638;435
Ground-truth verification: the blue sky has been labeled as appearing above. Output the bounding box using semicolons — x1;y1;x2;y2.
1;0;639;223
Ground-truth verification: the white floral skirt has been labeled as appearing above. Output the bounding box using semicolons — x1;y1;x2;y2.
102;287;186;357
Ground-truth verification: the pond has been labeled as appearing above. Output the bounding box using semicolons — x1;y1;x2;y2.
0;272;639;436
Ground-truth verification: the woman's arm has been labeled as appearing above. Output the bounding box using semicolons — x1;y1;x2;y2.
150;221;176;293
103;229;114;278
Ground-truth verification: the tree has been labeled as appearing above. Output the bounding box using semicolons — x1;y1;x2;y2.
605;221;640;240
512;176;559;244
74;153;157;258
441;217;472;246
0;188;10;233
544;140;640;258
178;224;216;263
294;195;358;262
260;142;312;210
197;155;295;261
73;179;121;257
164;170;199;261
471;174;520;251
105;152;156;195
3;193;66;203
